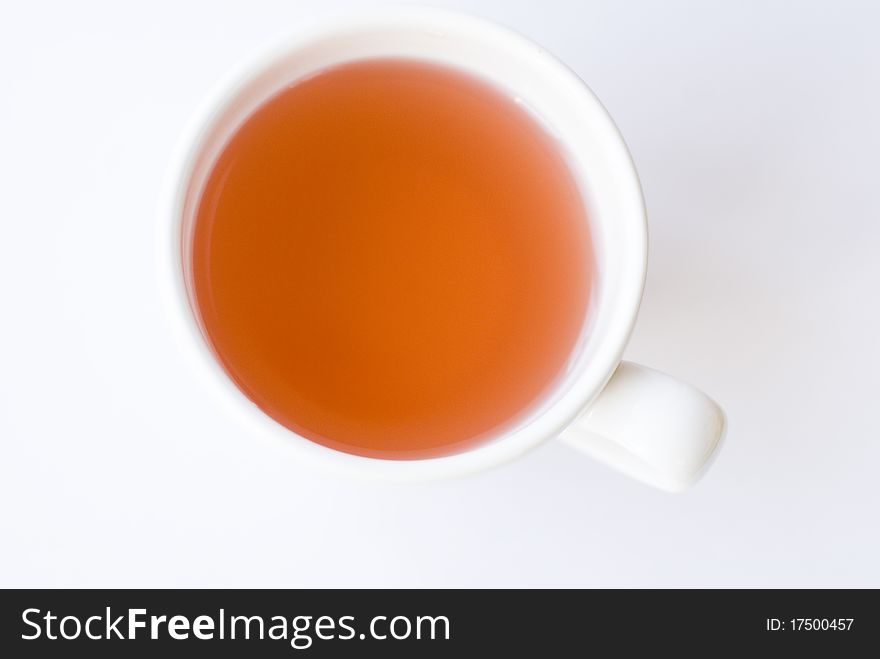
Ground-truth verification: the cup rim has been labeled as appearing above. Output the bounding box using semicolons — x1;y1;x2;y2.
158;6;647;481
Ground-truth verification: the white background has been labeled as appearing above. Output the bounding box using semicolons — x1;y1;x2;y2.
2;0;879;587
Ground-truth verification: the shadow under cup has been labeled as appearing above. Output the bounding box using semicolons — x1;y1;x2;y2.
169;10;646;478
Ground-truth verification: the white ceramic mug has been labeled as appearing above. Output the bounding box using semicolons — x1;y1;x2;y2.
160;8;725;492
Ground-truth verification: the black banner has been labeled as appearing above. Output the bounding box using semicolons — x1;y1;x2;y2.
1;589;876;656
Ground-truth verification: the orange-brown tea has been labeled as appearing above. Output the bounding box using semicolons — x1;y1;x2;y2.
190;59;593;458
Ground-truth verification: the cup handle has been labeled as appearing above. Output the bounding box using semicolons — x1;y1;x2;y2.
559;361;726;492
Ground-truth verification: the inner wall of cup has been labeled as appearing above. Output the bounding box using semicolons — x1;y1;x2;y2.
179;18;643;446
